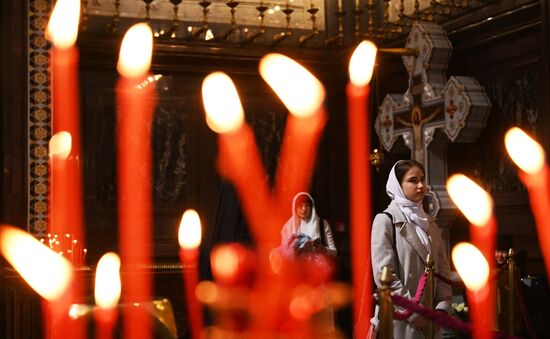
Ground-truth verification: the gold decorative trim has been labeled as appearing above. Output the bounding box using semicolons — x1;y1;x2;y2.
28;0;52;235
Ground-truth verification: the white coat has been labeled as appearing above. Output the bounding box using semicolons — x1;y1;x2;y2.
370;201;452;339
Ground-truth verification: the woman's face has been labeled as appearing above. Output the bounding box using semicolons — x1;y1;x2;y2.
400;166;426;203
295;200;313;221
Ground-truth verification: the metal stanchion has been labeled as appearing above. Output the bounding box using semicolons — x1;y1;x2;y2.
425;253;434;339
379;266;393;339
507;248;516;335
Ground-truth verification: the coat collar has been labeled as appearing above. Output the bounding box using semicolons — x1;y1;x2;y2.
385;202;431;265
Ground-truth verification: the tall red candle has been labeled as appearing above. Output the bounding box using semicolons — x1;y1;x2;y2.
447;175;496;338
46;0;85;247
505;127;550;278
272;111;326;214
178;209;203;339
347;41;378;336
519;167;550;276
45;1;84;338
469;217;496;335
0;226;75;339
452;242;491;339
258;53;326;215
116;23;155;339
201;72;278;246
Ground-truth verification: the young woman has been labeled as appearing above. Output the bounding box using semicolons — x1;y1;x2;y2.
370;160;452;338
280;192;337;258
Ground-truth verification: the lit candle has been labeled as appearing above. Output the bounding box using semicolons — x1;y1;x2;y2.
201;72;277;246
452;242;491;339
347;40;377;336
0;225;74;339
178;209;203;339
505;127;550;277
46;0;84;243
46;4;86;336
94;252;121;339
447;174;495;337
211;243;256;287
48;132;72;236
259;53;326;216
116;23;155;339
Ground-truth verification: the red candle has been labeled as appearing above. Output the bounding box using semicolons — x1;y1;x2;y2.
469;217;496;335
48;132;72;237
447;175;496;336
45;1;85;337
452;242;491;339
272;110;326;214
95;309;117;339
505;127;550;278
0;226;74;339
201;72;278;246
46;0;84;244
258;53;326;214
178;210;203;339
347;40;378;336
94;252;121;339
116;23;155;339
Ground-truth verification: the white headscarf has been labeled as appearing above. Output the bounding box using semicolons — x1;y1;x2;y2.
386;161;431;250
289;192;321;240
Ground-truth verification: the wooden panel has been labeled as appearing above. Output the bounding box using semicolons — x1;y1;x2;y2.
0;0;28;229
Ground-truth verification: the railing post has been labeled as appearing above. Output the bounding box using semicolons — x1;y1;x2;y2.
425;253;434;339
507;248;516;335
379;266;393;339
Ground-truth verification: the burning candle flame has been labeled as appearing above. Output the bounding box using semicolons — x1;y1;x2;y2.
505;127;546;174
447;174;493;227
349;40;378;87
94;252;121;309
117;23;153;78
259;53;325;118
0;225;73;300
178;209;202;250
201;72;245;133
46;0;81;49
452;242;489;291
49;131;72;160
211;245;239;281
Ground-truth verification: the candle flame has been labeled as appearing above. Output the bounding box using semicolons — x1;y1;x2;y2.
447;174;493;226
117;23;153;78
0;225;73;301
349;40;378;87
94;252;121;309
49;131;72;159
259;53;325;118
505;127;546;174
211;245;239;282
195;281;219;304
46;0;80;49
452;242;489;291
178;209;202;249
201;72;244;133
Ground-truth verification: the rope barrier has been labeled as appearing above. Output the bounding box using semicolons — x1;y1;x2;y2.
391;294;522;339
433;268;536;338
433;272;463;288
393;272;428;320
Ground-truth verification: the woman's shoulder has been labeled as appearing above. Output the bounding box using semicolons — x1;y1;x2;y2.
372;210;394;229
